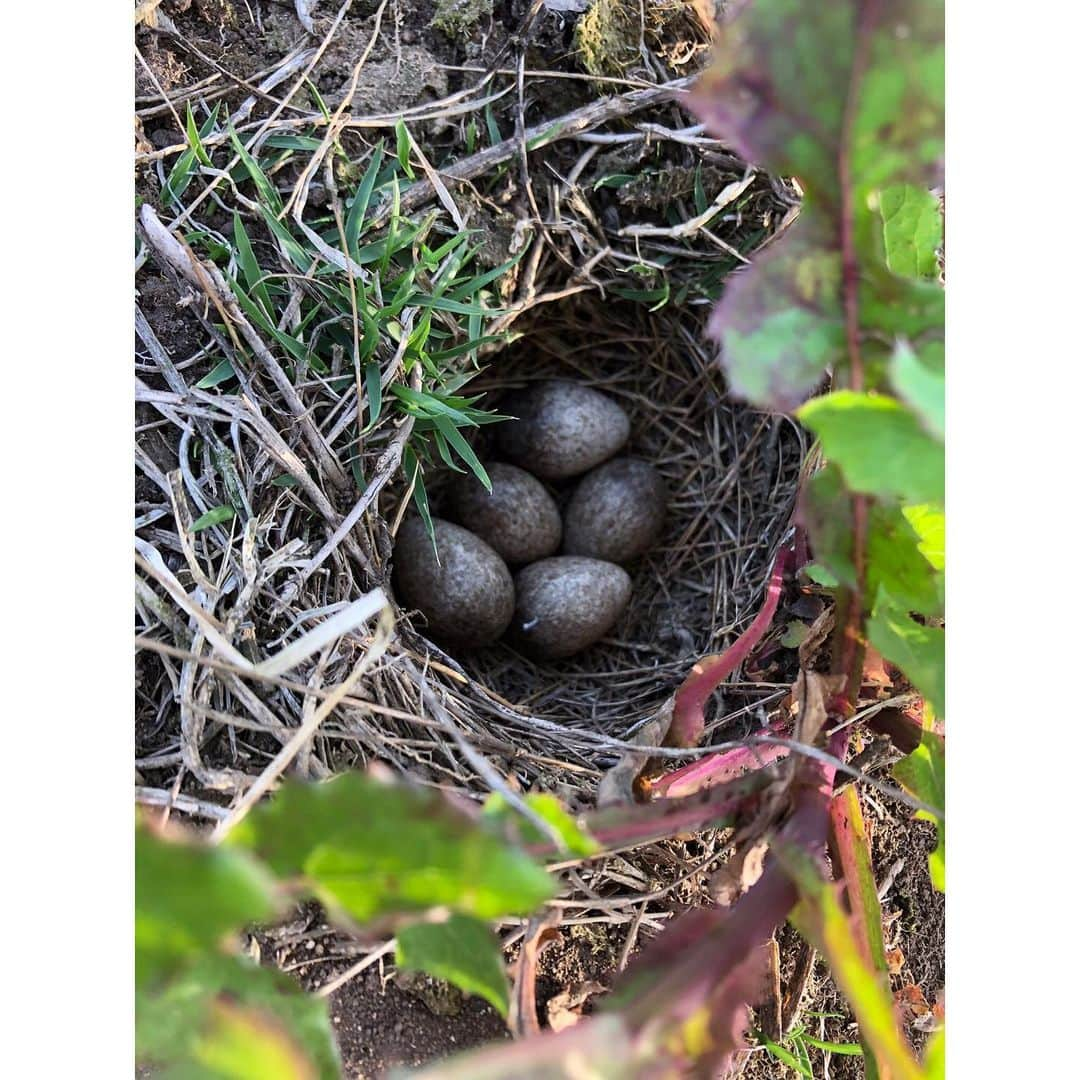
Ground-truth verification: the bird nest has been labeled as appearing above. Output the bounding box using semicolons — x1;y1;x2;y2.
380;297;806;799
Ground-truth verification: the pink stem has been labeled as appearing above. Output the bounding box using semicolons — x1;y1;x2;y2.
667;539;794;748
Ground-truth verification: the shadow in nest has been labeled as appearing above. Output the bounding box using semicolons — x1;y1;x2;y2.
385;295;806;796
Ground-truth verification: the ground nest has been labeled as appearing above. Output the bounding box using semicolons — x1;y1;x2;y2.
382;296;806;796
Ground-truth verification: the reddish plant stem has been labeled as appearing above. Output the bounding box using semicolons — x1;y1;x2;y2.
668;538;794;747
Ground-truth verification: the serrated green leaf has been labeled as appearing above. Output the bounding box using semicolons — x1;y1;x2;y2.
483;793;599;858
191;506;237;533
879;184;942;279
867;590;944;716
396;915;510;1017
715;215;845;409
228;773;554;922
893;731;945;891
135;830;276;989
798;391;944;503
136;954;339;1080
891;339;944;441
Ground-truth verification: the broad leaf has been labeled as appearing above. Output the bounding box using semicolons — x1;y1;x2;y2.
893;731;946;891
396;915;510;1017
902;503;945;570
229;772;554;922
867;589;944;716
798;391;944;503
136;954;338;1079
879;185;942;280
689;0;944;407
483;792;599;858
136;828;276;988
891;340;945;441
708;215;843;410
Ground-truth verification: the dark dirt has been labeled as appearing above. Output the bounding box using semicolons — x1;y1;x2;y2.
323;968;509;1077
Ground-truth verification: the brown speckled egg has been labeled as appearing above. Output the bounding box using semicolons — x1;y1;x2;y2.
509;556;631;660
496;381;630;481
563;458;667;565
448;463;562;565
394;517;514;648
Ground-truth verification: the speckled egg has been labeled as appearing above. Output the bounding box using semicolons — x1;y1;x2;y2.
509;556;632;660
563;458;668;565
448;463;562;565
496;381;631;481
393;517;514;649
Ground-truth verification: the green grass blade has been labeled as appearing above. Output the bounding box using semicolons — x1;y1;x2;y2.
231;212;273;318
228;126;282;213
432;415;490;491
395;120;415;179
345;141;385;258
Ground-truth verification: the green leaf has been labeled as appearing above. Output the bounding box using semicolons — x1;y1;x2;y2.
691;0;943;207
403;445;436;554
395;119;415;179
191;506;237;533
137;954;339;1079
431;416;490;490
163;105;221;207
801;1034;864;1055
185;102;214;167
345;142;385;258
714;215;845;409
803;563;840;588
689;0;943;408
879;184;942;279
923;1028;945;1080
483;793;599;858
902;503;945;570
231;212;273;319
484;102;503;146
893;731;945;891
396;915;510;1017
228;773;554;922
867;589;944;717
798;391;944;503
759;1034;813;1078
866;502;943;616
228;127;282;214
780;621;810;648
196;360;237;390
891;339;945;441
135;829;276;989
